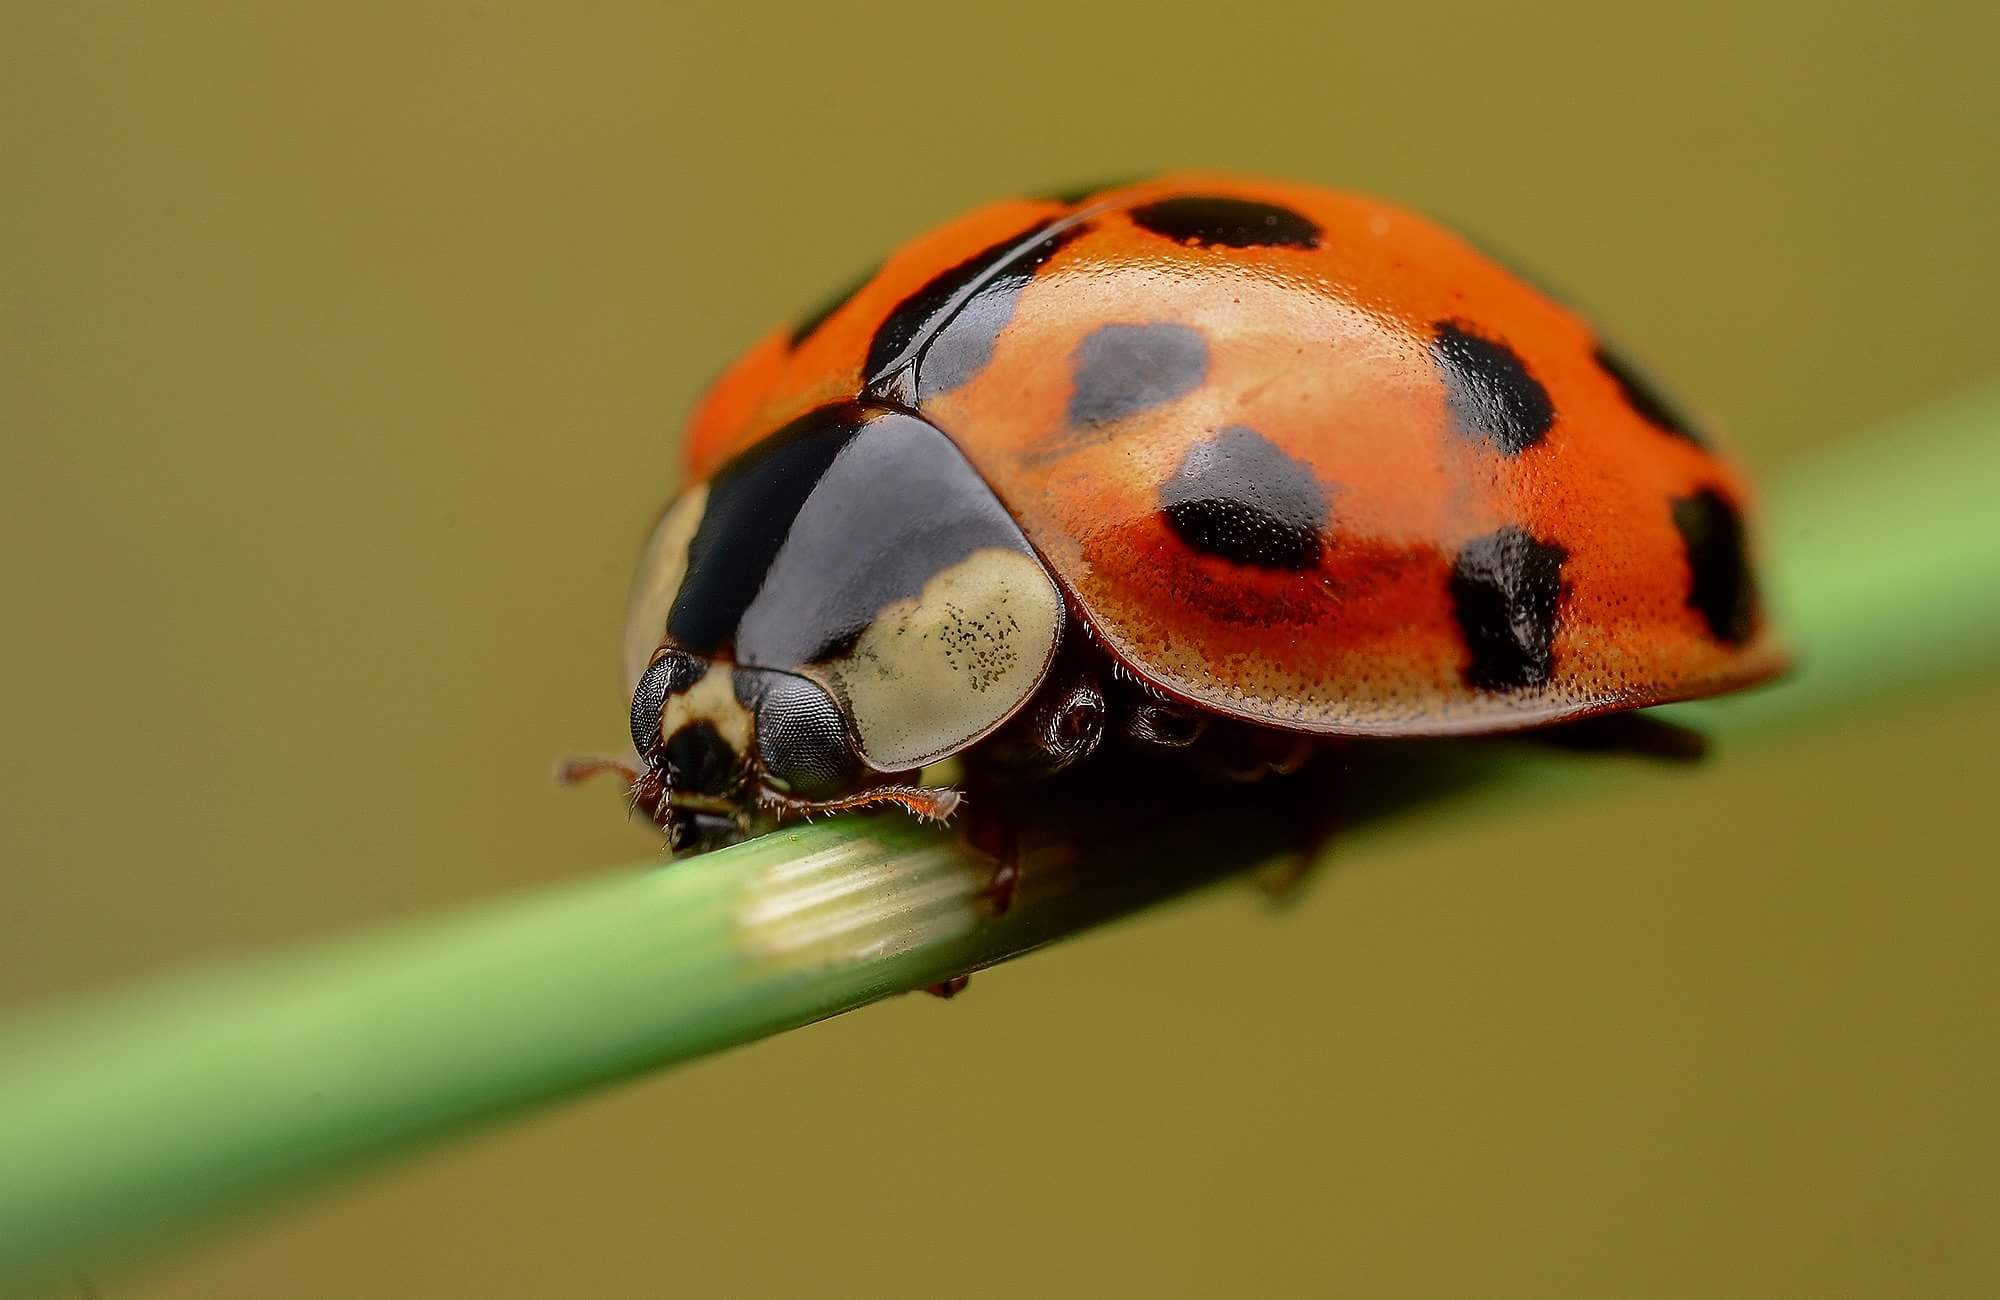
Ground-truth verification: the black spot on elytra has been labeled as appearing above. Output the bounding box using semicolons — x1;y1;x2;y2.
789;262;880;348
1067;322;1209;426
1158;425;1328;570
865;218;1088;401
1671;488;1756;644
1130;196;1322;250
1450;526;1570;691
1596;343;1709;446
1431;320;1556;456
919;224;1090;397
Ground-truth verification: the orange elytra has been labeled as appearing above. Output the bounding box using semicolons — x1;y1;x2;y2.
576;173;1784;854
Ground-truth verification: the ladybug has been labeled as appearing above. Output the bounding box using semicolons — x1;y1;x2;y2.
567;174;1785;854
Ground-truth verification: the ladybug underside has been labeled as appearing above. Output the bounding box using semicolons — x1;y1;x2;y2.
612;174;1785;842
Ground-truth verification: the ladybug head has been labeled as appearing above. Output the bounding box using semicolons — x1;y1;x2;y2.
627;647;866;853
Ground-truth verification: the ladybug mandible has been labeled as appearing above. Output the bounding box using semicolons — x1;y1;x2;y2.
569;174;1785;853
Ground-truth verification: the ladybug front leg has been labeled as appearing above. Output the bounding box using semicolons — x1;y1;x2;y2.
760;782;965;826
958;794;1022;916
1121;699;1208;751
975;655;1108;781
912;795;1021;1000
947;658;1106;919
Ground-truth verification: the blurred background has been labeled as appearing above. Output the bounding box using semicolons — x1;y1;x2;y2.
3;3;1996;1296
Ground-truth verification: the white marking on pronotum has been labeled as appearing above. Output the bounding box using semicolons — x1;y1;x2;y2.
813;547;1062;772
623;484;708;692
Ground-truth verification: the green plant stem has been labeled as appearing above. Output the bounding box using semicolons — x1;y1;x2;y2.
2;385;1998;1295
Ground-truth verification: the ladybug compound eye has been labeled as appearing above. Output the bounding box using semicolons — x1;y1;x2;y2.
1034;680;1106;771
752;673;863;801
985;672;1106;778
630;649;704;757
1124;700;1208;750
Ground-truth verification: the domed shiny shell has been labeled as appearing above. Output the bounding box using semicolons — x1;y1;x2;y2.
682;175;1785;737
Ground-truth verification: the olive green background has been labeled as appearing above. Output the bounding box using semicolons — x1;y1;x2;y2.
4;4;1996;1296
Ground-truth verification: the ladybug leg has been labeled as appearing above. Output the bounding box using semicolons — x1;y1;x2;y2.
1536;712;1708;762
959;795;1023;916
908;784;1023;1002
924;975;973;999
1121;699;1208;751
1254;832;1331;902
1253;752;1344;905
763;783;965;825
1196;724;1320;784
977;658;1107;779
938;663;1100;923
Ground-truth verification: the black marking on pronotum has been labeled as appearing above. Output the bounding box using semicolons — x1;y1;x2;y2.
865;218;1091;403
712;406;1050;671
789;262;880;348
1449;526;1570;691
1158;425;1329;570
667;405;869;658
1067;322;1210;426
1671;487;1757;644
1595;343;1709;446
1431;320;1556;456
1129;195;1322;250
